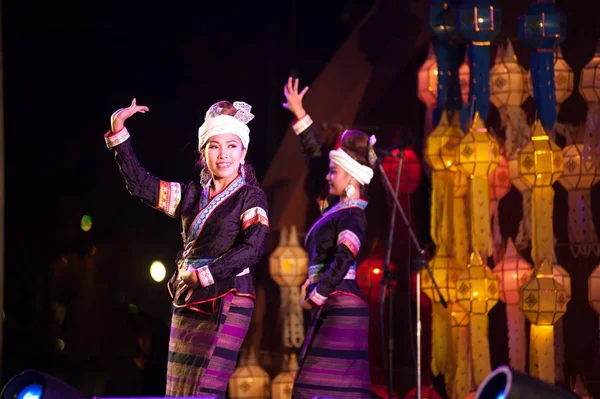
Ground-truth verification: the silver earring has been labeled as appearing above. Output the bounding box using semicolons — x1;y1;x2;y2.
344;183;356;197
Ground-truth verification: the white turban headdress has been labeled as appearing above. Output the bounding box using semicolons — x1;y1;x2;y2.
198;101;254;149
328;134;377;185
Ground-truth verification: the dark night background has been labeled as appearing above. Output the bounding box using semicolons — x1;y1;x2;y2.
4;0;600;398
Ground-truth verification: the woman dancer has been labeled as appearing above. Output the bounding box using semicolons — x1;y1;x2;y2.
283;77;374;399
105;99;269;397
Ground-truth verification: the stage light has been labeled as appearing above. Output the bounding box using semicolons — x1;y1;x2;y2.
150;260;166;282
475;366;579;399
1;370;85;399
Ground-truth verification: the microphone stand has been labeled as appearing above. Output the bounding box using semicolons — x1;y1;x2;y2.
376;150;447;399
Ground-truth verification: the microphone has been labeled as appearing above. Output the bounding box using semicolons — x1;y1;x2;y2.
373;138;415;158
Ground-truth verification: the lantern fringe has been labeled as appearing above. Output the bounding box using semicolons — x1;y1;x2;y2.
568;190;600;258
585;103;600;163
280;287;305;349
530;325;556;384
451;323;471;399
554;318;566;384
470;315;492;386
501;106;531;157
453;196;470;267
532;186;556;264
431;306;450;377
506;304;527;372
516;189;533;251
491;200;503;265
468;178;493;257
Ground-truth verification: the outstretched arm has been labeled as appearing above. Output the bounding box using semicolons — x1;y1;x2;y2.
105;99;185;218
283;77;330;196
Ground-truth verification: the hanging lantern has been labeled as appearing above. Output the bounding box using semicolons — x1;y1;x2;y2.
382;148;422;194
512;120;563;264
428;0;461;117
456;112;500;257
425;111;464;254
579;40;600;103
518;0;567;130
489;153;511;264
490;40;531;158
418;43;439;109
271;354;298;399
422;248;463;306
457;0;502;119
553;46;575;105
356;256;397;303
557;143;600;257
269;226;309;349
519;258;569;384
453;164;470;267
579;41;600;174
493;238;532;372
229;347;271;399
519;258;569;326
455;252;499;385
490;40;529;109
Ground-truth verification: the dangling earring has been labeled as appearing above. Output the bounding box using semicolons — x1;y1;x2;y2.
344;180;356;197
240;160;246;181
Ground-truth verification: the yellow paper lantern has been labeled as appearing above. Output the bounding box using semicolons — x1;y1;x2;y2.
422;249;463;305
514;120;564;188
453;169;469;198
418;43;438;108
271;354;298;399
425;111;464;172
588;261;600;314
519;259;569;325
578;40;600;103
456;113;499;257
229;347;271;399
269;226;309;349
456;113;500;178
490;40;529;109
456;252;499;315
493;238;532;304
269;225;308;287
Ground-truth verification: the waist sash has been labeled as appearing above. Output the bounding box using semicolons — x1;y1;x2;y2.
308;263;356;284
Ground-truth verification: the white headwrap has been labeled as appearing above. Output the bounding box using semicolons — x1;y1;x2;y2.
198;101;254;149
329;148;375;186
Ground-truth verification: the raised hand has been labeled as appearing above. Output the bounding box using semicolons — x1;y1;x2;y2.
282;77;309;120
110;98;149;132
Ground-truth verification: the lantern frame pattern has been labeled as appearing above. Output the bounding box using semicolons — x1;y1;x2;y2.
490;40;529;109
418;43;439;109
578;40;600;103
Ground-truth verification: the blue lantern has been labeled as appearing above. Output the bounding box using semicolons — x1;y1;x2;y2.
456;0;502;119
429;0;462;123
518;0;566;130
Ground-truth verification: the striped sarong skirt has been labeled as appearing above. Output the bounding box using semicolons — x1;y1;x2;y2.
166;293;254;397
293;293;372;399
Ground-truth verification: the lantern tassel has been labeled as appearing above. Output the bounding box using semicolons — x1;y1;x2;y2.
532;186;555;264
453;194;470;266
554;318;566;384
501;106;531;157
468;177;493;257
451;321;471;399
568;190;600;258
516;189;533;251
491;199;503;265
431;306;450;377
530;324;556;383
470;315;492;385
506;304;527;372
